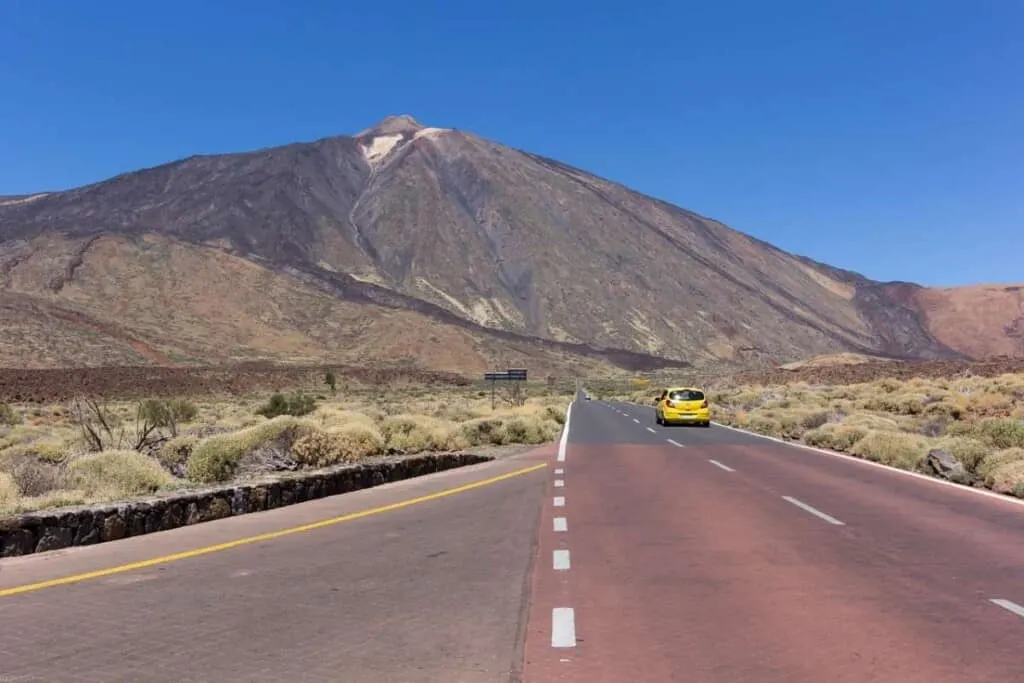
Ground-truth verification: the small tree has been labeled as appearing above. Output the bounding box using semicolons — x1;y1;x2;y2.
324;371;337;394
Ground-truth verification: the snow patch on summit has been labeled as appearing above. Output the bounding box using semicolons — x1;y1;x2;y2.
361;134;404;164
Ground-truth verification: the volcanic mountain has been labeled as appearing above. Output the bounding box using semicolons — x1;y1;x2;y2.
0;114;1020;373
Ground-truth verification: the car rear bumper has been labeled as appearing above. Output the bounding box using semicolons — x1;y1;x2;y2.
662;411;710;423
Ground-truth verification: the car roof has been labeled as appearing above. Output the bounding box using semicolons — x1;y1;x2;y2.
665;386;703;392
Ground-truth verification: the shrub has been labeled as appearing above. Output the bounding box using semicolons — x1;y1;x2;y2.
0;471;18;508
159;435;197;476
256;392;317;419
933;436;989;472
977;447;1024;487
292;425;384;467
380;415;449;454
544;405;567;425
458;417;507;447
187;416;307;483
500;416;560;445
0;456;64;497
0;402;21;426
978;448;1024;495
746;416;783;438
802;424;867;451
850;431;930;470
947;419;1024;449
138;398;198;437
67;450;173;499
801;411;830;430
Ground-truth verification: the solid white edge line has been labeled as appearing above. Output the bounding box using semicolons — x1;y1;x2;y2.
557;402;573;462
782;495;845;525
554;468;564;474
553;549;571;570
708;459;735;472
554;479;565;487
553;496;565;507
666;439;684;447
711;420;1024;510
553;517;568;532
990;598;1024;619
552;607;577;647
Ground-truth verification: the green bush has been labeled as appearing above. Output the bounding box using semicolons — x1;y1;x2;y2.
159;434;198;474
68;450;173;498
802;424;867;451
459;417;507;447
746;416;783;438
138;398;198;436
947;419;1024;449
0;402;21;426
850;431;930;470
977;447;1024;487
187;417;307;483
380;415;447;453
934;436;989;472
291;425;385;468
256;392;317;419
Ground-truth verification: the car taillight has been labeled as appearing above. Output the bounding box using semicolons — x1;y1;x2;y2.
701;400;708;408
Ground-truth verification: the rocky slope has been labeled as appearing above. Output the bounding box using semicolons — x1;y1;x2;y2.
0;114;1017;371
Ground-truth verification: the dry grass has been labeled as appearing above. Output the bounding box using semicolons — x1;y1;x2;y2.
606;372;1024;498
0;383;571;515
699;372;1024;496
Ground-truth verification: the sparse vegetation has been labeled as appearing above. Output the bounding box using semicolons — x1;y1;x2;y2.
629;370;1024;498
256;392;317;419
0;381;571;515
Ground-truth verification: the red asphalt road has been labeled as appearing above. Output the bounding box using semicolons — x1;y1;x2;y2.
522;400;1024;682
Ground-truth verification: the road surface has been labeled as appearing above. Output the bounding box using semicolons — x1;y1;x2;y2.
2;397;1023;681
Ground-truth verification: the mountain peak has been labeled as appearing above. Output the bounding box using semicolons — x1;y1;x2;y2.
357;114;424;137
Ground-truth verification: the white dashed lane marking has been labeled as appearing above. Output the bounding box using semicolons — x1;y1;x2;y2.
553;517;568;532
553;549;571;570
782;496;845;526
552;608;577;647
708;459;735;472
990;599;1024;619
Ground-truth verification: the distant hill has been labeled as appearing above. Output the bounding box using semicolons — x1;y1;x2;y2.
0;114;1019;372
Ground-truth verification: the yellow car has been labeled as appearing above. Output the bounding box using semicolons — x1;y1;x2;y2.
655;386;711;427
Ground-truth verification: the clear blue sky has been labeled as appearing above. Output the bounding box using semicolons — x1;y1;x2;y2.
1;0;1021;286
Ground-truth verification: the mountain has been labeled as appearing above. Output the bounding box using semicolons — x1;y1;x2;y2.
0;114;1020;373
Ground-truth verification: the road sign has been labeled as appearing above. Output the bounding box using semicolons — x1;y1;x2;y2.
484;368;528;409
484;369;528;382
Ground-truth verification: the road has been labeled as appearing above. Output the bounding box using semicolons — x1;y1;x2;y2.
2;397;1023;681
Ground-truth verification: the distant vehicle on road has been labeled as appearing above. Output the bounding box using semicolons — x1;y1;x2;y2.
654;386;710;427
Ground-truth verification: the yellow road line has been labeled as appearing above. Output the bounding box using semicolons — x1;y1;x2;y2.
0;462;548;598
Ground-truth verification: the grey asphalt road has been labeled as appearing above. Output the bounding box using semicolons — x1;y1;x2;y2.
0;451;553;683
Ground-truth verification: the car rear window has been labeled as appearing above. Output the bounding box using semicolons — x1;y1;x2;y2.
669;390;704;401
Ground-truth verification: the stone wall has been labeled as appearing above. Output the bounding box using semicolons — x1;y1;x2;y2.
0;452;491;557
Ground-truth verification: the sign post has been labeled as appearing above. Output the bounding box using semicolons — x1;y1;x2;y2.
483;368;528;410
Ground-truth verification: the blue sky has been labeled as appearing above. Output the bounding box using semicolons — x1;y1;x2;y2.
1;0;1020;287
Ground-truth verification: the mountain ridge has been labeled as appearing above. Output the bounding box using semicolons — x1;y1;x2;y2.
0;114;1020;372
